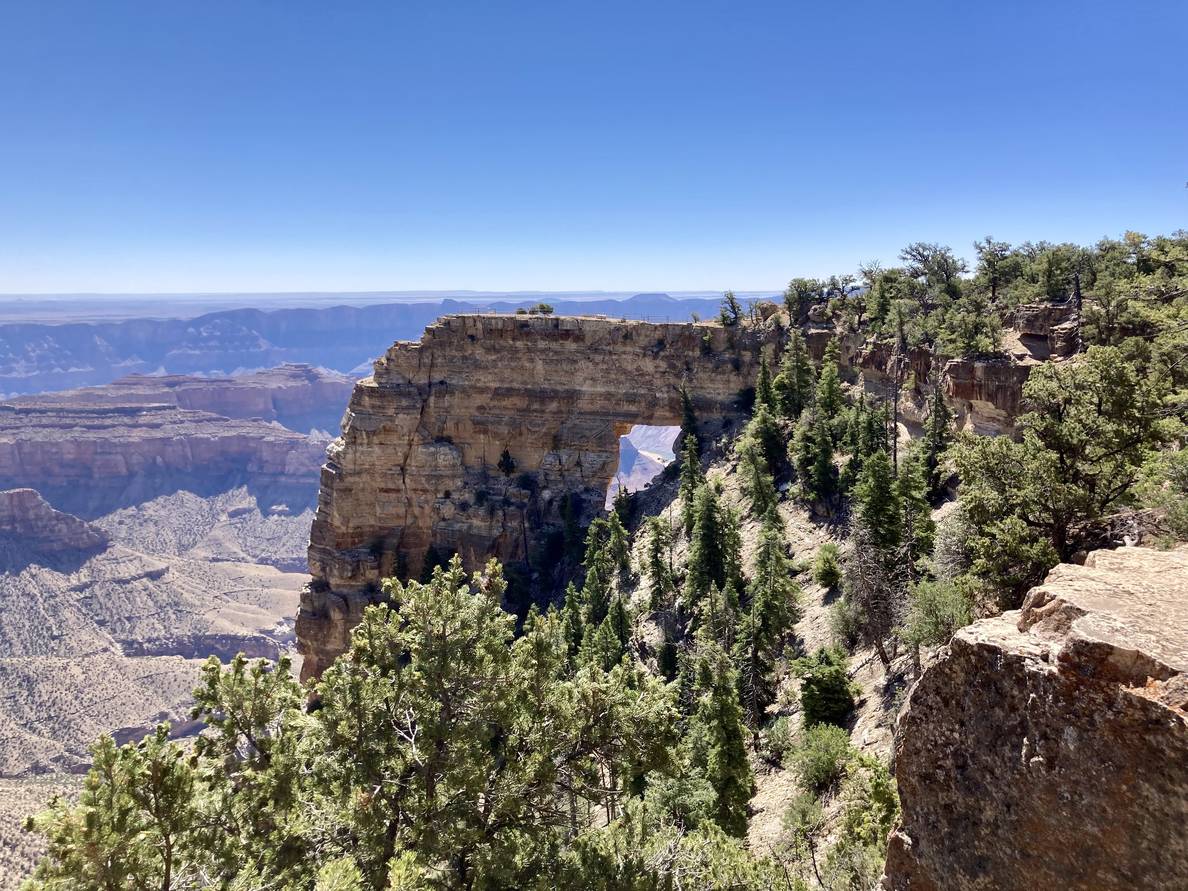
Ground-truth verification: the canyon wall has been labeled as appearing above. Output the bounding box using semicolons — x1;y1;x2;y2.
0;402;326;518
883;546;1188;890
15;364;355;433
298;313;776;678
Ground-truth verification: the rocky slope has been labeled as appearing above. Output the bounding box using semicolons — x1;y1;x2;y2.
13;364;356;434
883;546;1188;890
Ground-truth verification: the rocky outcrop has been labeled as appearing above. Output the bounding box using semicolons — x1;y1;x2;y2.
0;402;326;518
15;365;356;433
1012;299;1080;358
883;546;1188;891
298;313;776;679
0;489;108;567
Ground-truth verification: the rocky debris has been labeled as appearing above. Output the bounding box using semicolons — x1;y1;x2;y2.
0;401;326;517
0;489;107;572
299;313;780;679
14;364;355;433
883;546;1188;891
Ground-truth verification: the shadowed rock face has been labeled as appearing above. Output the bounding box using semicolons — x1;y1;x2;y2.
298;313;776;679
883;547;1188;891
0;489;108;571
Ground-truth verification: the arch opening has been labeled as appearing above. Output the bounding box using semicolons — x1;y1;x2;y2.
605;424;681;509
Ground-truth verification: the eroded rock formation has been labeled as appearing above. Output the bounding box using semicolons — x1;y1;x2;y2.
298;314;775;678
883;546;1188;891
0;488;108;567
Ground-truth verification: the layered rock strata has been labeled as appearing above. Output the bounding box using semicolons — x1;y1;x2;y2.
883;546;1188;891
14;364;355;433
0;402;326;517
299;314;775;678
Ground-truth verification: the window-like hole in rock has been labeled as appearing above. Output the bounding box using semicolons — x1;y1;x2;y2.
605;425;681;509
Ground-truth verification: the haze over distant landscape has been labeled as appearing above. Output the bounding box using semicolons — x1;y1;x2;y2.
2;1;1187;889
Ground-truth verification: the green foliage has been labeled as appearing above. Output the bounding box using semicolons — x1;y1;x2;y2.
720;290;743;327
739;438;778;518
812;542;842;589
789;723;854;793
678;432;703;535
1138;447;1188;541
772;328;815;420
920;374;953;498
903;578;974;647
742;402;785;474
853;450;901;552
642;515;674;609
953;346;1169;601
755;354;776;412
683;484;741;610
792;648;855;729
814;339;844;430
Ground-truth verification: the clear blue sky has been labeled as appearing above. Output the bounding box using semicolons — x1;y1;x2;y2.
1;0;1185;294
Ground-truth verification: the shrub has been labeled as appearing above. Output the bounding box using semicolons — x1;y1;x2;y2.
903;578;974;647
762;716;794;765
827;596;861;650
793;648;855;728
497;449;516;476
812;542;842;589
790;723;853;792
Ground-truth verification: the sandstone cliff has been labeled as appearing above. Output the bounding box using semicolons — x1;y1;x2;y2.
883;546;1188;890
299;313;777;678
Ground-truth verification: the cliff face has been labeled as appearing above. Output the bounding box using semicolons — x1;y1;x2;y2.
0;402;326;518
883;547;1188;891
298;314;776;678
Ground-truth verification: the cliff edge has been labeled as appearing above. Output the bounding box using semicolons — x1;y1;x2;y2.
883;546;1188;890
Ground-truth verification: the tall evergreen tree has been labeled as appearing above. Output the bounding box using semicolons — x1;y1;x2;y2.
755;355;776;412
679;433;704;534
740;440;778;518
643;515;674;609
853;449;902;552
921;373;953;498
814;338;844;435
772;328;816;420
683;485;741;610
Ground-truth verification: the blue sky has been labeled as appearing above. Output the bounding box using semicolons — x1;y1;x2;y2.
1;0;1185;294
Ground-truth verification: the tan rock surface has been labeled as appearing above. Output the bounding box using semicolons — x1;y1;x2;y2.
299;313;778;678
883;546;1188;891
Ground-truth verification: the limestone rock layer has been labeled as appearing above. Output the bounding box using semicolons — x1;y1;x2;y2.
883;546;1188;891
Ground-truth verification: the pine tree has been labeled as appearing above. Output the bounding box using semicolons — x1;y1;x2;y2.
810;413;838;501
606;510;632;578
687;640;754;837
683;485;741;610
897;444;936;565
744;403;784;472
755;355;776;412
921;374;952;498
773;328;815;420
643;515;674;609
740;440;777;518
854;449;902;553
679;432;703;535
814;338;844;435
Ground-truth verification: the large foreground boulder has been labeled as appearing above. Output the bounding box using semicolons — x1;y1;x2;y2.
883;546;1188;890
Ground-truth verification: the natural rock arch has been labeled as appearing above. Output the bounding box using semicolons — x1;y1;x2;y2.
297;313;775;679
